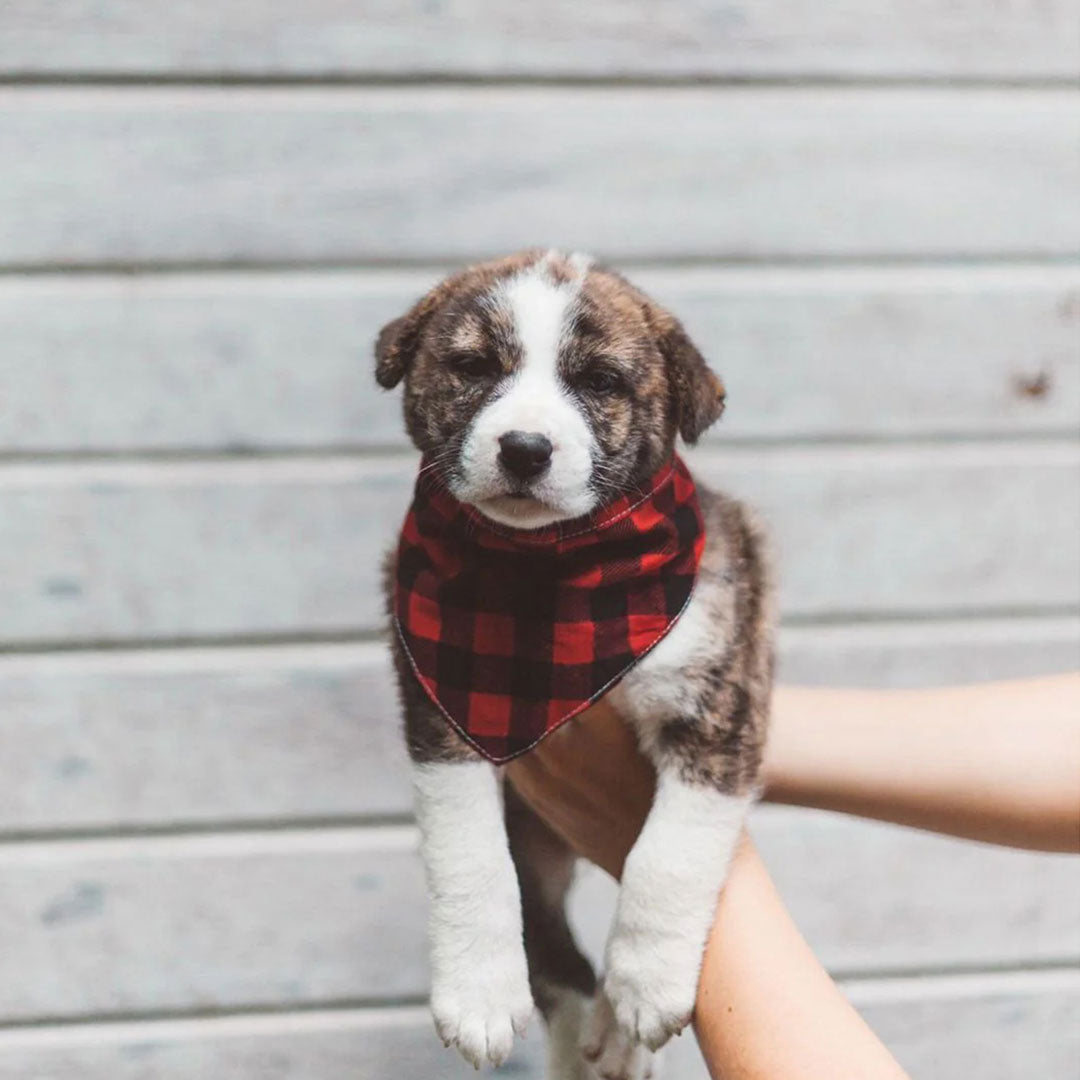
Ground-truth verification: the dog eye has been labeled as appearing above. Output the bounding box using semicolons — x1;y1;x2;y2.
447;351;500;379
578;364;625;395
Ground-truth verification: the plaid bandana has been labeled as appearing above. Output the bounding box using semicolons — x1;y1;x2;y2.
393;455;705;762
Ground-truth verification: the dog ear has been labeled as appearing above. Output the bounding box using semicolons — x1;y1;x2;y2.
375;300;427;389
374;315;411;389
375;279;456;389
645;304;725;444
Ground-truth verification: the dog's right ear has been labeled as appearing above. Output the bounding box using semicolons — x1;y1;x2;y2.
374;275;460;389
374;317;410;389
374;304;425;389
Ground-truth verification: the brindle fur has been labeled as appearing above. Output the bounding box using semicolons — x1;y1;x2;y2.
652;488;772;794
378;251;773;1073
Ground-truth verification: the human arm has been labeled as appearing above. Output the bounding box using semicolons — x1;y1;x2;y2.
764;676;1080;853
507;674;1080;1076
507;702;911;1080
694;835;910;1080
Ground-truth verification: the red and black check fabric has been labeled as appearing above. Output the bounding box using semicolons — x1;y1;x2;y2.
393;455;705;762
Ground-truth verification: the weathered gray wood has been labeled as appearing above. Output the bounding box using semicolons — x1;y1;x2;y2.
569;824;1080;977
1;616;1076;833
3;0;1079;80
0;827;425;1021
849;970;1080;1080
778;616;1080;688
0;1007;568;1080
0;456;413;646
3;88;1078;266
0;813;1075;1022
1;445;1076;646
3;265;1077;452
751;817;1080;976
0;644;409;832
0;971;1076;1080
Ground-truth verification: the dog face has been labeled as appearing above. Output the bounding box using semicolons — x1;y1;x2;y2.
376;250;725;528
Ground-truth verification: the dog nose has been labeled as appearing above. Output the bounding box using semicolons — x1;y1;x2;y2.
498;431;553;481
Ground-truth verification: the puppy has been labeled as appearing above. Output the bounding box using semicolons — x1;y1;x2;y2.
378;251;773;1080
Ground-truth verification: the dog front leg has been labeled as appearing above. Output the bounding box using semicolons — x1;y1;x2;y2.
413;758;535;1068
596;766;750;1052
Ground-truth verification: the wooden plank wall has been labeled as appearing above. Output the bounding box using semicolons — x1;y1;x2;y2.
1;4;1078;1077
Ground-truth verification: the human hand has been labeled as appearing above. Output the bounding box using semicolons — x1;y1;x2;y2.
507;696;912;1080
506;699;655;879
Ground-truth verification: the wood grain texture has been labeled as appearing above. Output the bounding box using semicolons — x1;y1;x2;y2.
0;970;1076;1080
0;1006;616;1080
2;0;1078;80
0;643;409;832
0;827;425;1022
3;87;1078;266
569;830;1080;978
1;445;1076;646
1;616;1077;833
2;3;1077;1068
0;814;1075;1023
3;265;1078;452
849;970;1080;1080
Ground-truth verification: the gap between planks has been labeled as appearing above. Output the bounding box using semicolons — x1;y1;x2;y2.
0;258;1077;287
0;822;420;862
0;438;1076;487
3;254;1080;278
0;967;1075;1044
0;83;1077;107
0;610;1076;663
1;73;1078;90
2;430;1080;466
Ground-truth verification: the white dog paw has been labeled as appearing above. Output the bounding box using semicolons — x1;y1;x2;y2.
431;956;533;1068
581;992;659;1080
600;931;696;1052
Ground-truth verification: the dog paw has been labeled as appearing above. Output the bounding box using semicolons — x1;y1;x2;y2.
431;956;533;1068
581;992;659;1080
600;931;696;1052
543;988;598;1080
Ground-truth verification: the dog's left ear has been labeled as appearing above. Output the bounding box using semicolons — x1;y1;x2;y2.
647;304;726;444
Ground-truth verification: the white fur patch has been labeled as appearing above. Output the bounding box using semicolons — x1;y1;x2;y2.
457;253;597;528
608;581;735;748
544;988;596;1080
599;771;750;1051
546;987;660;1080
582;989;661;1080
412;761;534;1068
